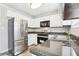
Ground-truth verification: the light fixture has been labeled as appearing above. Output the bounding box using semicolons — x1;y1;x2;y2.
31;3;42;9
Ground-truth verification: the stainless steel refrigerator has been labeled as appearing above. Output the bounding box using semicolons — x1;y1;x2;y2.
8;17;28;56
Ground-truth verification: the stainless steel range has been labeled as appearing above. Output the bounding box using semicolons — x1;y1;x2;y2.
37;33;48;44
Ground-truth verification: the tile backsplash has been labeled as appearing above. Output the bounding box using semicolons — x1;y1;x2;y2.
28;27;70;33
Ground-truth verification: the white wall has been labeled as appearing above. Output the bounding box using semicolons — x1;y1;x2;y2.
7;10;32;21
0;6;8;53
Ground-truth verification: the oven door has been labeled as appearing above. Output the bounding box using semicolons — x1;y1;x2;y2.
37;34;48;44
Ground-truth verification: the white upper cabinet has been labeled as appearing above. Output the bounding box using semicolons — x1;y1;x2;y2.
50;14;63;27
28;19;40;27
28;14;63;27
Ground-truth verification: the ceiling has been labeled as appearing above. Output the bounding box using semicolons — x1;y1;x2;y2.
3;3;62;18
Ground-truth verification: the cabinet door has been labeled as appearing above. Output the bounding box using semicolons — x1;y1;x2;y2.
62;46;71;56
50;14;63;27
28;20;40;27
28;34;37;46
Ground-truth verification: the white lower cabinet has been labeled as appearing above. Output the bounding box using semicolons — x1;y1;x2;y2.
62;46;71;56
28;34;37;46
62;46;77;56
50;14;63;27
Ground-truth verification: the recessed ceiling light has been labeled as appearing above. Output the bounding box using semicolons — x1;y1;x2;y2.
31;3;42;9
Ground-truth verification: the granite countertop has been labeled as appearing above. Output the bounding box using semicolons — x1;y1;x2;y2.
70;34;79;56
28;32;68;35
29;40;63;56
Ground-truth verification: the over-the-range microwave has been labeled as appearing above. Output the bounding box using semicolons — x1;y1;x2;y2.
40;20;50;27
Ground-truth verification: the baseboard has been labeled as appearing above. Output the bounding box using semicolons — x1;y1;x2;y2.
0;49;8;55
